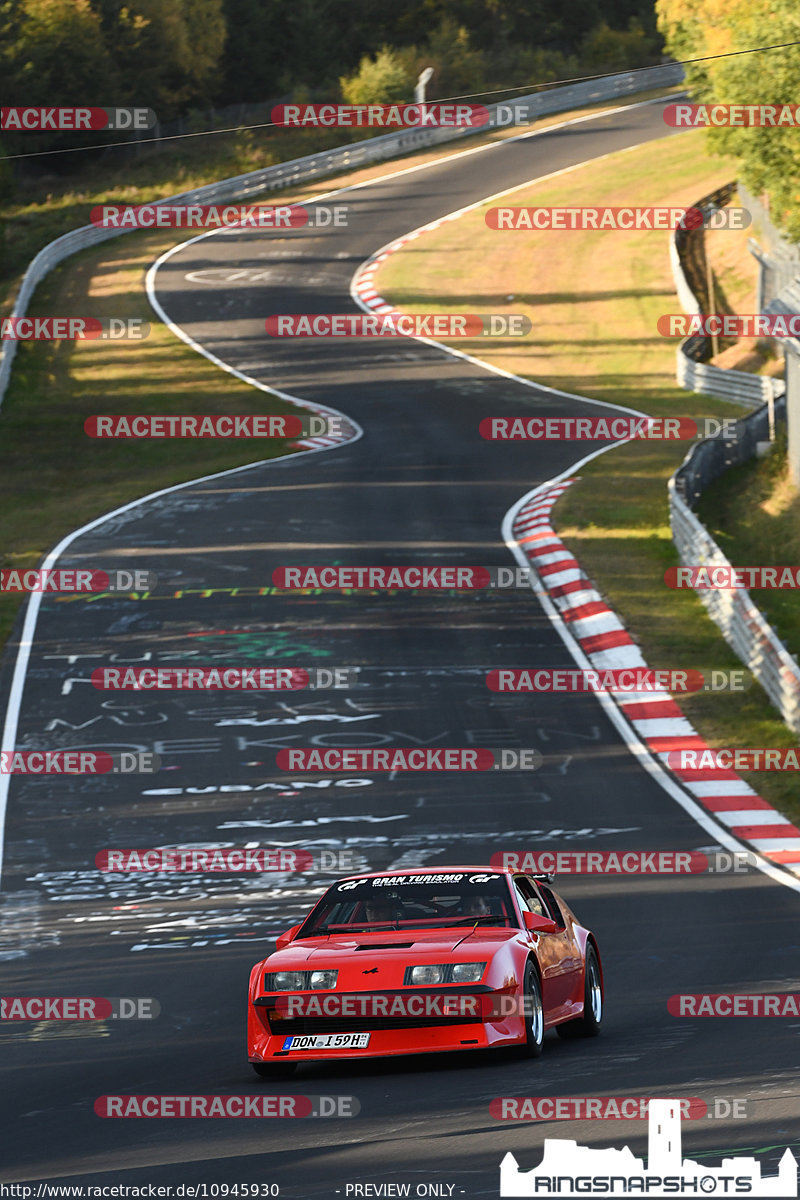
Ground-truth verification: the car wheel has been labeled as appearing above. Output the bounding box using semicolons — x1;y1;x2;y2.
251;1061;297;1079
521;961;544;1057
556;945;602;1039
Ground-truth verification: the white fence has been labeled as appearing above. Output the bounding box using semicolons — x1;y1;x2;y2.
0;63;684;408
669;467;800;735
667;183;800;733
676;351;784;408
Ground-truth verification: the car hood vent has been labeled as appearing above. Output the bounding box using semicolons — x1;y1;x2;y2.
355;942;414;950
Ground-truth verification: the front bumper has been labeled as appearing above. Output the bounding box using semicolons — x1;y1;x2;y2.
248;987;526;1062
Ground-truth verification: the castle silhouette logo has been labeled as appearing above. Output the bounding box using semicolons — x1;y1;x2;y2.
500;1099;797;1197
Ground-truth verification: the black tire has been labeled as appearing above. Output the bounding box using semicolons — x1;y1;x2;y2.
251;1061;297;1079
556;945;603;1039
520;961;544;1057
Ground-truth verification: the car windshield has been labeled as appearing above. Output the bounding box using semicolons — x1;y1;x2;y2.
298;873;517;936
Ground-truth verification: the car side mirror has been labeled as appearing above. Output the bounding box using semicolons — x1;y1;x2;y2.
523;911;559;935
276;923;302;950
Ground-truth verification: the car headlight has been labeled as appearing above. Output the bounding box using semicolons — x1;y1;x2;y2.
310;970;338;990
272;971;307;991
409;964;446;984
404;962;488;985
451;961;486;983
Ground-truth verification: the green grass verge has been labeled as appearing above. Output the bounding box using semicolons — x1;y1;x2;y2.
0;229;301;649
376;128;800;827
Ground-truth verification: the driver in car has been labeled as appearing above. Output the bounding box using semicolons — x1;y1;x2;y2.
364;895;401;923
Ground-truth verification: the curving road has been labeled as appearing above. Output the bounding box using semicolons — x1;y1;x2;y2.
1;95;798;1194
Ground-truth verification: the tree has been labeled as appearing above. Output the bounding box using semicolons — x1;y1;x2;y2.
93;0;226;117
5;0;115;107
579;18;658;75
656;0;800;242
340;47;414;106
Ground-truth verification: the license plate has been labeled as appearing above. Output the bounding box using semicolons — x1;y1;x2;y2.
282;1032;371;1051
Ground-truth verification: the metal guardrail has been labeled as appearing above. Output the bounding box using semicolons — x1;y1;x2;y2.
668;181;800;732
672;396;785;506
0;62;684;409
669;400;800;734
670;184;785;410
676;351;784;408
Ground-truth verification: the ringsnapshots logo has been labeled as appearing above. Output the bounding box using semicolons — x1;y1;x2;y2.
499;1099;798;1197
485;205;749;230
1;107;156;131
84;414;335;439
265;314;530;337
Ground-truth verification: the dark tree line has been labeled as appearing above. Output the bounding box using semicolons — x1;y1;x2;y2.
0;0;662;160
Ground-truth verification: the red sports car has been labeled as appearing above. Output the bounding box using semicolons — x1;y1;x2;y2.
247;866;603;1075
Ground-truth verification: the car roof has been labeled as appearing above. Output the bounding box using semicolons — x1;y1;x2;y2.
337;866;514;879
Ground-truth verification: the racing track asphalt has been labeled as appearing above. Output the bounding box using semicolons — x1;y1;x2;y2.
1;95;798;1193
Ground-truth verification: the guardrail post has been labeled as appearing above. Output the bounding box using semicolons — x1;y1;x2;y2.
785;341;800;485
